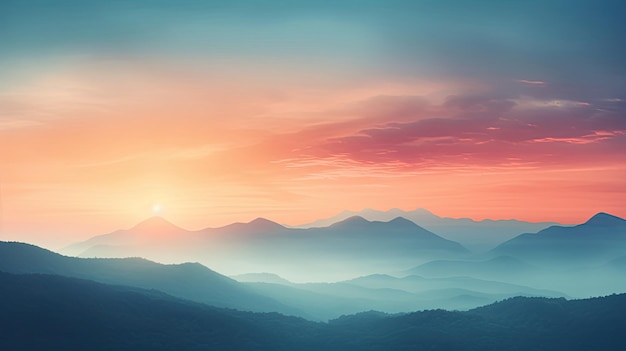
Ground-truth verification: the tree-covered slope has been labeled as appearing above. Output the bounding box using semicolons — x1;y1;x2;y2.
1;271;624;351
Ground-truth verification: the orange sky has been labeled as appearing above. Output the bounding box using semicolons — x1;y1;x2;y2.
1;1;625;249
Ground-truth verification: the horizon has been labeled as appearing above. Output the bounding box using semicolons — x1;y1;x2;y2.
2;209;625;284
1;1;625;248
2;207;621;252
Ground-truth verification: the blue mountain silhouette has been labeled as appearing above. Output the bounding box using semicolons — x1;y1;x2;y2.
492;212;626;263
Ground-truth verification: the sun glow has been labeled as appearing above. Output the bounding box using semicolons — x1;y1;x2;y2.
153;204;162;215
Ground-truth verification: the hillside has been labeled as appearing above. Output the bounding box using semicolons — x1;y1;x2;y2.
0;241;297;316
1;271;624;351
493;213;626;264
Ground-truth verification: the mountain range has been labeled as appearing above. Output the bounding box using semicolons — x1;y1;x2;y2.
2;270;624;351
1;211;626;330
234;272;566;320
396;212;626;296
59;211;626;283
405;255;539;280
493;212;626;264
298;208;561;252
61;215;468;281
1;241;563;320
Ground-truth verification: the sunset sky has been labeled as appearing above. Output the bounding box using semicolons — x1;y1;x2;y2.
1;0;625;248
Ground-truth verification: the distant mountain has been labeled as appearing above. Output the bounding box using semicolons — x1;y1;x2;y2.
345;273;564;297
232;272;294;285
298;208;560;252
492;212;626;264
0;241;298;316
2;271;625;351
606;255;626;271
302;216;468;254
299;208;422;228
6;241;566;321
62;216;191;257
405;256;538;281
220;217;289;234
238;272;566;320
61;216;468;281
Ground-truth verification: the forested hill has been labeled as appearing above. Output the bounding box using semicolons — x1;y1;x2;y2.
1;271;624;351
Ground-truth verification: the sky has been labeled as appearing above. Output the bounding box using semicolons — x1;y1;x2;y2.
1;0;625;248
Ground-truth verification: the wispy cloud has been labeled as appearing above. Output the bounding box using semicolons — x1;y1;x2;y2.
517;79;546;85
0;119;43;130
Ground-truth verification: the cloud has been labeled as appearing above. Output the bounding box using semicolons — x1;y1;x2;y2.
443;94;517;116
301;92;626;168
517;80;546;85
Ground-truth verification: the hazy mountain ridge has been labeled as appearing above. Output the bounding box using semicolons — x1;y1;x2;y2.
239;275;567;320
1;240;554;320
298;208;561;252
406;255;539;280
391;213;626;297
40;211;626;313
493;212;626;264
345;273;564;297
232;272;294;285
2;271;624;351
61;215;469;281
62;216;193;257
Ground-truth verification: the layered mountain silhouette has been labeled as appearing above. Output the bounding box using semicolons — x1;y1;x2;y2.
232;272;294;285
0;271;319;351
405;255;539;280
0;241;524;320
384;212;626;297
62;215;468;281
62;216;193;257
492;212;626;264
0;240;570;321
2;270;624;351
55;211;626;292
299;207;560;251
0;241;299;316
234;272;566;320
2;210;626;329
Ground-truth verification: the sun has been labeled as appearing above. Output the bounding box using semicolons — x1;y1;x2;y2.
152;203;162;215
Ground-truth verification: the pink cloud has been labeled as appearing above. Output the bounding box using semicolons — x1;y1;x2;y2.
288;92;626;169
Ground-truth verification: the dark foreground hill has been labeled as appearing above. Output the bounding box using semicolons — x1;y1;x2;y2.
1;271;624;351
0;241;298;316
0;272;320;351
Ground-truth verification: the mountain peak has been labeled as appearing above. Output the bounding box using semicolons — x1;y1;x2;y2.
387;217;417;227
584;212;625;226
331;216;371;227
130;216;184;233
247;217;286;230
